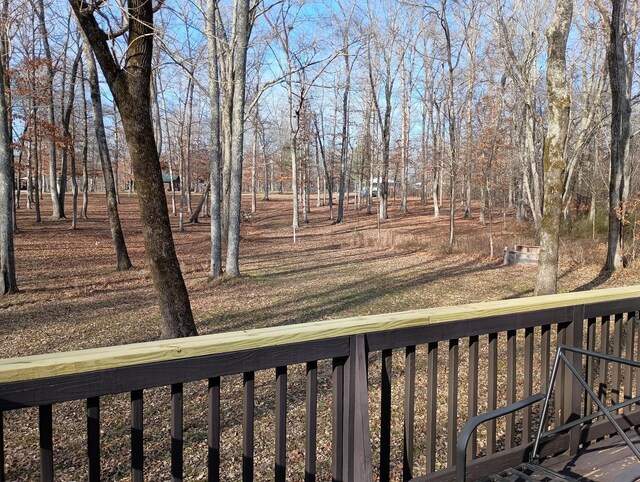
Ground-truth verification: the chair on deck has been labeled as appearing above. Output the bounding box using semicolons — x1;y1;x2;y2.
456;345;640;482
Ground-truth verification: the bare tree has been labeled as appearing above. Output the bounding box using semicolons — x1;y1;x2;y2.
430;0;473;246
80;40;132;271
268;1;336;238
365;2;400;221
71;0;198;338
206;0;222;278
33;0;62;219
596;0;632;271
536;0;573;295
0;28;16;295
61;47;82;227
80;64;89;219
335;3;359;224
496;1;546;230
225;0;251;276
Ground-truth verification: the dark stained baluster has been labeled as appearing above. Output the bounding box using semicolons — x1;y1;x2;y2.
275;366;287;482
599;315;610;409
380;349;392;482
636;315;640;404
487;333;497;455
556;323;568;427
403;346;415;481
585;318;597;416
171;383;183;482
467;336;479;459
612;313;623;409
131;390;143;482
243;372;255;482
39;404;53;482
208;377;220;482
506;330;517;449
540;324;551;392
426;342;438;473
0;410;4;482
305;362;317;482
624;312;635;412
523;327;534;442
566;306;585;456
447;338;458;467
332;358;344;482
87;397;100;482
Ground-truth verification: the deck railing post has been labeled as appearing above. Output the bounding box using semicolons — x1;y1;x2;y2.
343;334;372;482
564;305;585;455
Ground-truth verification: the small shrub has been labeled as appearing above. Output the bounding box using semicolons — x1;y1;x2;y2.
562;212;608;240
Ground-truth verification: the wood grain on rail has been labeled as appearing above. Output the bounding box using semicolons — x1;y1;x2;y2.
1;285;640;384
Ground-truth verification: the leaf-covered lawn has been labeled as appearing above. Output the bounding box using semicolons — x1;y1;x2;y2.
1;193;637;480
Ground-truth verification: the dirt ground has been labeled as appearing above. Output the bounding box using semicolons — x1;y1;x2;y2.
2;192;640;481
1;192;638;357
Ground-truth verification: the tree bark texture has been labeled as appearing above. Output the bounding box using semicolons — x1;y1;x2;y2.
336;41;353;224
0;37;17;294
225;0;251;276
536;0;573;295
71;0;197;338
602;0;629;271
61;50;82;225
206;0;222;278
34;0;61;219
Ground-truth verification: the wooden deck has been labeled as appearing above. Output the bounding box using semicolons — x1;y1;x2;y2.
544;430;640;481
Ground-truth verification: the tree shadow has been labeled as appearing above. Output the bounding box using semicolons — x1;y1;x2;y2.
571;267;613;292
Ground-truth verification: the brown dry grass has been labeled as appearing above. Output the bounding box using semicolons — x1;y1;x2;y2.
2;192;639;481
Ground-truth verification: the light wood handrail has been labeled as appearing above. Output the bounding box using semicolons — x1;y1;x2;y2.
1;285;639;384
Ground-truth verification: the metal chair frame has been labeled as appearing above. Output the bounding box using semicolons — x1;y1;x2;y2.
456;344;640;482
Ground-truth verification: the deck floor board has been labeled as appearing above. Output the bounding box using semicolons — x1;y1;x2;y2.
543;429;640;481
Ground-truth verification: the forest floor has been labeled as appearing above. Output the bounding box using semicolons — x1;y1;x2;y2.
2;192;638;356
2;192;640;481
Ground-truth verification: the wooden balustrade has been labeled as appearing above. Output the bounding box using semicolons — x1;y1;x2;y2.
1;285;640;481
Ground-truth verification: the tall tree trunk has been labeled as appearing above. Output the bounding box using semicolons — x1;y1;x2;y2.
251;111;258;214
70;129;79;229
32;112;41;222
206;0;222;278
157;75;177;215
431;94;440;218
0;36;16;294
290;132;299;232
26;145;32;210
113;117;120;204
189;183;210;224
34;0;61;219
597;0;629;271
379;87;391;221
536;0;573;295
72;0;197;337
185;78;194;215
440;0;457;246
400;52;410;214
262;126;270;201
225;0;251;276
314;116;333;219
82;42;132;271
81;68;89;219
61;50;82;223
336;50;352;224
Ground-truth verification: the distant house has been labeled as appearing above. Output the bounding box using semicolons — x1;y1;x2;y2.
162;173;180;191
361;177;395;197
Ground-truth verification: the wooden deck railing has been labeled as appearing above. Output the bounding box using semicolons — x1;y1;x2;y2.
1;285;640;481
